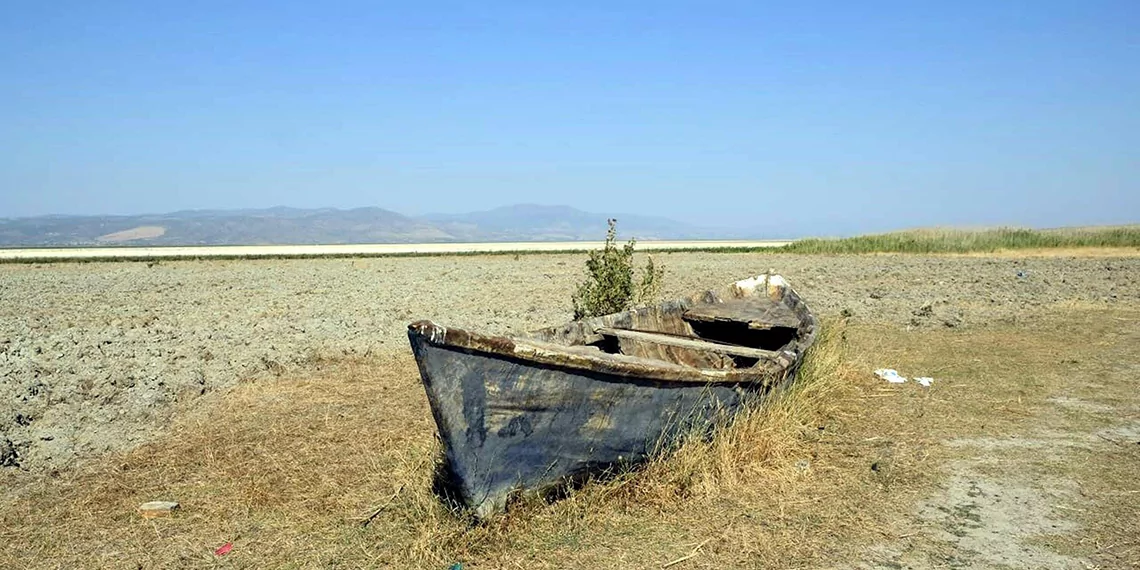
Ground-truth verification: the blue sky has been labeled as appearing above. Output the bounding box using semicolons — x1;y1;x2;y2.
1;1;1137;234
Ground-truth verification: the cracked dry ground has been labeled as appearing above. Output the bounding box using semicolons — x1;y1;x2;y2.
0;251;1137;569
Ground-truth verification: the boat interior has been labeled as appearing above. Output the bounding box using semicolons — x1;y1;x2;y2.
523;295;805;371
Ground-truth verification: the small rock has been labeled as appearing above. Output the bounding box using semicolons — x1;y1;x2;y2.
913;303;934;318
138;501;180;518
0;438;19;468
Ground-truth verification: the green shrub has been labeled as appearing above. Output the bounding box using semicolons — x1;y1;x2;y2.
572;219;665;319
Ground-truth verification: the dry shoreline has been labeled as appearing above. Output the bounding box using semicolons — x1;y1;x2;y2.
1;251;1136;473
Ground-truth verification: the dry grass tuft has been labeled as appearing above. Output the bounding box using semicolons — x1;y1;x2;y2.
597;320;856;509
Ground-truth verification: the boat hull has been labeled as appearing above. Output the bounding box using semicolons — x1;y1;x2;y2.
409;331;785;518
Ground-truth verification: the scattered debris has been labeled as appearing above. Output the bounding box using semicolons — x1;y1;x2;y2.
874;369;935;387
137;501;179;518
874;369;908;384
214;542;233;556
909;299;964;328
0;437;18;467
663;538;713;568
360;455;430;527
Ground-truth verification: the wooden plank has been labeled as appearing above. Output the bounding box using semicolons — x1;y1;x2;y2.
513;338;697;372
595;327;779;359
683;298;801;330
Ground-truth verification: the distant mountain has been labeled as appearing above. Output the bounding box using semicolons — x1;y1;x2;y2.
0;204;746;247
0;207;448;246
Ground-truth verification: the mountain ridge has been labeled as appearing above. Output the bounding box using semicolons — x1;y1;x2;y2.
0;204;756;247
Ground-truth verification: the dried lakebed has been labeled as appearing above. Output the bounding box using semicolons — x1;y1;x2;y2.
1;252;1137;473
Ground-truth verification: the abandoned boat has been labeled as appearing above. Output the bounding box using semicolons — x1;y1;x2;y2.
407;274;817;518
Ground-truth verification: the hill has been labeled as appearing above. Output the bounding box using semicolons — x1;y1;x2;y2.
0;205;737;247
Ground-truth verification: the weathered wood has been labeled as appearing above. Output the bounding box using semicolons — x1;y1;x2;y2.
410;336;767;519
407;274;818;519
684;298;802;330
609;334;736;370
594;327;780;359
137;501;180;518
511;338;702;372
528;300;696;347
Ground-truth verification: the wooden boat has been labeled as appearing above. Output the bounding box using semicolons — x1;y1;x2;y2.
407;274;817;518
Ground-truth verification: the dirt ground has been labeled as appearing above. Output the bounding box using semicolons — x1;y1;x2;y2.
1;251;1137;568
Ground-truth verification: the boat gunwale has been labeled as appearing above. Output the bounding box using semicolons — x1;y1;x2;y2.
408;274;817;386
408;322;793;385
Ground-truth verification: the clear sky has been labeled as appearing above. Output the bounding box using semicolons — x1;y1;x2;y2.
2;1;1137;234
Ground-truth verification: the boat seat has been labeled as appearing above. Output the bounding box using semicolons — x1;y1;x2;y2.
512;338;702;373
683;299;801;330
594;327;779;359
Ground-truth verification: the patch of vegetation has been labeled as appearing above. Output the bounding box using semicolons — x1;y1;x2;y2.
571;219;665;319
780;226;1140;254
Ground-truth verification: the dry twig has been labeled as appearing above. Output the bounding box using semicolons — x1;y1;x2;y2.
662;538;713;568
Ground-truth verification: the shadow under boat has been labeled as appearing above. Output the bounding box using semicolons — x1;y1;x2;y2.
407;274;818;519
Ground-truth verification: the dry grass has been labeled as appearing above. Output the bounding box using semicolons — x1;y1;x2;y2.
0;355;440;568
0;323;873;569
2;308;1137;568
608;321;853;507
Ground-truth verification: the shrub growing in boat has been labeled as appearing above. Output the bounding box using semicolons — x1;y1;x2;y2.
572;219;664;319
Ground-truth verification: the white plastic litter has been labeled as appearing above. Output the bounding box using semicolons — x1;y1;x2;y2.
874;369;908;384
874;369;935;387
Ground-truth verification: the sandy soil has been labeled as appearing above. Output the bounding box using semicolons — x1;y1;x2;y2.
1;252;1136;474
